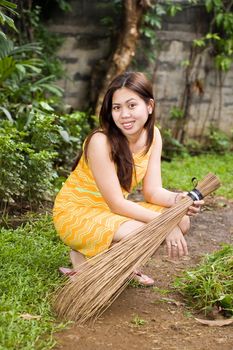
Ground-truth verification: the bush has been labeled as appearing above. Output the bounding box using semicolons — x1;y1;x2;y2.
0;121;57;206
204;127;232;153
174;245;233;317
57;111;97;171
160;127;187;160
0;108;96;207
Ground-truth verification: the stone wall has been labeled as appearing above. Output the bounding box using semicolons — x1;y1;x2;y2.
47;0;233;139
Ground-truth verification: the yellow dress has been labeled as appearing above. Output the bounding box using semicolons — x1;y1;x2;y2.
53;142;164;258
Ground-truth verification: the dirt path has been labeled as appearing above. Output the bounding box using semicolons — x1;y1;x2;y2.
54;197;233;350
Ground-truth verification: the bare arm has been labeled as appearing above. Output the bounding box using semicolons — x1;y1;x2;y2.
143;127;204;213
143;127;177;207
87;132;159;223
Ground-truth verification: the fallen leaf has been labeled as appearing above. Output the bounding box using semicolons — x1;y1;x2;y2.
195;318;233;327
19;313;41;320
160;298;184;306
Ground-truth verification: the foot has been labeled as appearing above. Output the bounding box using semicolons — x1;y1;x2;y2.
133;271;154;286
59;267;78;277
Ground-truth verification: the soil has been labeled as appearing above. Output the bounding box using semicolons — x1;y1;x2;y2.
54;196;233;350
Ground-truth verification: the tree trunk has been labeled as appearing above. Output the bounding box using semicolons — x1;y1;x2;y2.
94;0;151;116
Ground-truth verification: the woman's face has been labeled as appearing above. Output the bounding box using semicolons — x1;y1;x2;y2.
111;87;153;138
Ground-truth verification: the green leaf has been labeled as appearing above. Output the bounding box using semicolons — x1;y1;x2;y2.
0;0;17;10
0;106;13;122
155;4;166;16
205;33;220;40
59;129;70;143
205;0;213;12
0;56;15;82
0;36;13;59
0;30;6;40
0;13;17;31
193;38;206;47
15;63;26;75
168;4;182;17
215;13;223;27
215;55;232;71
39;101;54;111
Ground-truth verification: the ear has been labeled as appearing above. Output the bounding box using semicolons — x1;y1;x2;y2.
148;99;154;114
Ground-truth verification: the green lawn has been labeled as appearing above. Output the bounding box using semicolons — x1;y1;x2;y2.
162;153;233;199
0;215;70;350
0;153;232;349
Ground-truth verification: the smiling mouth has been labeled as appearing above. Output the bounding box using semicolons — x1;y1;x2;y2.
122;121;134;129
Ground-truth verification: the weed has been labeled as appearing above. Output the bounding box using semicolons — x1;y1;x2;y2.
152;287;170;295
174;244;233;316
131;315;147;326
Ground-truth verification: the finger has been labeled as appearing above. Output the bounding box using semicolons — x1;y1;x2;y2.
166;241;172;258
187;205;201;216
194;200;204;206
176;241;184;258
191;206;200;213
181;236;188;256
171;242;179;259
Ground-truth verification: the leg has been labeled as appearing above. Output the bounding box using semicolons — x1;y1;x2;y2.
59;249;86;276
113;219;155;286
70;249;86;269
178;215;190;235
113;219;145;242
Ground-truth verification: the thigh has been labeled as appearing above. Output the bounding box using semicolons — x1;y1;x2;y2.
113;219;145;242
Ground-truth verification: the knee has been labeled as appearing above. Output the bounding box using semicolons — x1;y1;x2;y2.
179;215;190;235
113;220;144;242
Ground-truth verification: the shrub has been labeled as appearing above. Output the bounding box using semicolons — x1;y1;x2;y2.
0;121;57;206
205;127;232;153
174;245;233;317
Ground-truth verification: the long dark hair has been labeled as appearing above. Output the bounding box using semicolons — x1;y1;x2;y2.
74;72;156;192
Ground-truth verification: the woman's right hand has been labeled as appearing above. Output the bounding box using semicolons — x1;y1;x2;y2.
165;227;188;259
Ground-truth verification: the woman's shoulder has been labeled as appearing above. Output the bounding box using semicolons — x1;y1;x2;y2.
88;130;108;145
154;125;161;136
86;130;110;155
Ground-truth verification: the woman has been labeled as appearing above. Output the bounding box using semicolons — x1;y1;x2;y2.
53;72;203;286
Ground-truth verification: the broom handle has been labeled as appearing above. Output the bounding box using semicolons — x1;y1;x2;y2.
187;172;220;200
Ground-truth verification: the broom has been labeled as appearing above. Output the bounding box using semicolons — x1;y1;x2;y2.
54;173;220;323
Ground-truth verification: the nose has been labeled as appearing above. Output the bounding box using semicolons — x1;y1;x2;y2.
120;106;130;118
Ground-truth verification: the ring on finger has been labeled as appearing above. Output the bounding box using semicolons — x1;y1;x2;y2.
171;243;178;247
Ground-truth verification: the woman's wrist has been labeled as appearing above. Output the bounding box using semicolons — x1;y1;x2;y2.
174;192;184;204
174;193;179;204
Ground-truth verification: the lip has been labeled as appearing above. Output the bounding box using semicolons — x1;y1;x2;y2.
121;121;135;129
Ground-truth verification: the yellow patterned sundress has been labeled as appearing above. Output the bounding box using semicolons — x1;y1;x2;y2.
53;141;164;258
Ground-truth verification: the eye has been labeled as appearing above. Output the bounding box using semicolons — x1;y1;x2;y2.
112;105;120;111
129;103;136;109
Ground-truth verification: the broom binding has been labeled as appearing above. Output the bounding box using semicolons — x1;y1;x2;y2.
187;188;203;201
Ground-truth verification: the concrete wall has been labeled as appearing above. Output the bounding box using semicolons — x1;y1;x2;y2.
47;0;233;139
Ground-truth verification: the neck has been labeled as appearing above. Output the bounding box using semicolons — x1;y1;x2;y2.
127;129;147;153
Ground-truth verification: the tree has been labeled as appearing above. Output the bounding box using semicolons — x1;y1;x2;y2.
95;0;152;116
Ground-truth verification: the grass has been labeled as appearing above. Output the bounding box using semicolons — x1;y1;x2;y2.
131;314;147;326
173;244;233;316
0;214;70;350
162;153;233;199
162;154;233;317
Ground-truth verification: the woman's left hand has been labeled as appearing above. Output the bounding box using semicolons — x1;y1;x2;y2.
175;193;204;217
187;199;204;216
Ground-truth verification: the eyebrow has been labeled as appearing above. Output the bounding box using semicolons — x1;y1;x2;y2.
112;98;137;106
